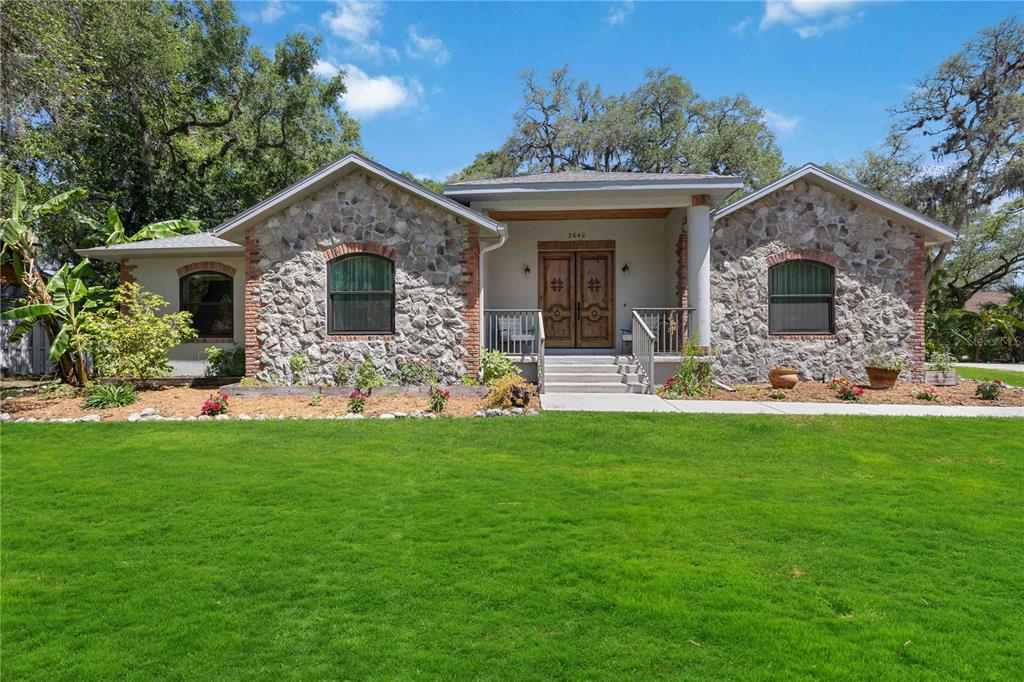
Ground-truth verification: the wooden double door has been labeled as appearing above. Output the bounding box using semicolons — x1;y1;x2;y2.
539;248;615;348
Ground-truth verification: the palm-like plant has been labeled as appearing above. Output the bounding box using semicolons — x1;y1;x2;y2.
75;206;201;246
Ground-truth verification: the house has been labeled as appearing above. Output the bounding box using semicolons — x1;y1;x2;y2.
964;291;1011;312
77;153;957;392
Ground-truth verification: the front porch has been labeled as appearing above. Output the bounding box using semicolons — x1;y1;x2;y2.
483;308;699;394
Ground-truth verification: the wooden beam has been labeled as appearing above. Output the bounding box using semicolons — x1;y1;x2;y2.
487;208;673;221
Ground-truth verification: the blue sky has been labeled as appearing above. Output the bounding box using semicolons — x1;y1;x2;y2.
238;1;1021;180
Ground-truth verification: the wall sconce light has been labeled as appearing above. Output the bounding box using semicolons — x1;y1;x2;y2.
621;263;630;274
524;264;532;277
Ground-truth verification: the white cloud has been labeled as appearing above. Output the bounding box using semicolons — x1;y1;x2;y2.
244;0;296;24
607;0;635;25
313;59;341;78
321;0;398;61
760;0;864;38
730;17;753;35
405;26;450;66
332;62;423;117
763;109;801;134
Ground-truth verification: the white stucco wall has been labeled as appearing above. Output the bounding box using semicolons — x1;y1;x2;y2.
126;256;246;361
485;218;677;345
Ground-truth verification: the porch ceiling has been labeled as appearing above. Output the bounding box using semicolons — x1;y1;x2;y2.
487;208;673;221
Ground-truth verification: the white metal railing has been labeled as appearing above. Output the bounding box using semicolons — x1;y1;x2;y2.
633;308;693;355
484;309;542;355
631;311;656;394
536;312;546;394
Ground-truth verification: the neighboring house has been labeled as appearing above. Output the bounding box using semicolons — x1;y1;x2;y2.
78;153;956;392
964;291;1011;312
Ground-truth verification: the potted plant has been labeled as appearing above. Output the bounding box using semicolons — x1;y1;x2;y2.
769;365;799;389
925;350;958;386
863;343;905;389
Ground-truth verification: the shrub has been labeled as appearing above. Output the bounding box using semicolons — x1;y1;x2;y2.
239;376;262;387
864;342;906;371
332;362;352;386
348;389;368;413
355;359;385;390
81;282;196;379
830;378;864;401
309;393;322;407
769;391;787;400
914;387;939;401
81;382;137;409
660;339;713;398
975;381;1004;401
289;354;309;384
485;375;530;409
428;386;450;413
925;351;956;372
399;360;440;386
206;344;244;377
200;393;229;416
460;375;479;387
480;349;521;385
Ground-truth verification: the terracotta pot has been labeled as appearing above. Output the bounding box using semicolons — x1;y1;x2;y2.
866;366;900;389
769;367;799;389
925;370;958;387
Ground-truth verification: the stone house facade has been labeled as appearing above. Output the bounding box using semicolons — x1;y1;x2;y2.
78;154;954;392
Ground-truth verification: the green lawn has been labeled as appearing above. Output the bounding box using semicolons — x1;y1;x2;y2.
955;365;1024;386
3;415;1023;680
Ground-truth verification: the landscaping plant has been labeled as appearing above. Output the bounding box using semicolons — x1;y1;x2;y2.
289;354;309;385
830;378;865;401
332;362;352;386
348;390;368;413
398;360;440;386
81;282;196;379
974;381;1004;401
309;393;322;407
460;375;479;387
485;375;530;409
480;349;521;385
80;382;137;410
925;350;956;372
200;394;229;416
864;342;906;372
660;340;714;398
206;345;245;377
914;387;939;401
355;359;385;390
428;386;450;413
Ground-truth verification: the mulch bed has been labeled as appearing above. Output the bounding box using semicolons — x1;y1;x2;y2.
2;386;493;421
670;378;1024;407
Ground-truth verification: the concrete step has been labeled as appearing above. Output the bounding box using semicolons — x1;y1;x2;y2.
545;355;634;366
544;382;645;394
545;372;642;384
545;365;637;375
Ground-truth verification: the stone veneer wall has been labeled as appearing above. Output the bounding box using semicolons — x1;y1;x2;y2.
710;179;926;383
244;170;479;384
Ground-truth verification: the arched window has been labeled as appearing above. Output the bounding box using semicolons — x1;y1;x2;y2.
769;260;835;334
180;271;234;338
328;254;395;334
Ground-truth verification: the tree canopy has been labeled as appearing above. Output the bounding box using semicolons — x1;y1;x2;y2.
450;67;784;192
1;0;361;262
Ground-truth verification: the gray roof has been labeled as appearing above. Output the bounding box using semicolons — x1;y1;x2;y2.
448;169;732;186
76;233;243;261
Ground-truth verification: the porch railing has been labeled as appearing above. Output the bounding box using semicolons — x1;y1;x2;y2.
483;309;546;393
631;311;656;395
632;308;694;355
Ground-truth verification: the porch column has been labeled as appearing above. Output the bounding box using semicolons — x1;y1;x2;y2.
686;195;712;350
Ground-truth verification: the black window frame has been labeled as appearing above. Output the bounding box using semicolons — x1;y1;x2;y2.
327;253;396;335
179;270;234;339
768;259;836;335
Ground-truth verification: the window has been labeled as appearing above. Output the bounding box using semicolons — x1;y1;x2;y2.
769;260;835;334
180;271;234;338
328;254;395;334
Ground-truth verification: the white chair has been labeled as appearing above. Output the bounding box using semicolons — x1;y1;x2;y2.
498;317;535;352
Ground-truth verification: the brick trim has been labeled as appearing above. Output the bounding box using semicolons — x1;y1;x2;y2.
193;337;236;344
322;242;397;262
119;259;137;285
908;234;926;383
176;261;236;278
769;334;838;341
766;249;839;268
243;228;262;376
537;239;615;252
327;334;394;342
459;226;481;376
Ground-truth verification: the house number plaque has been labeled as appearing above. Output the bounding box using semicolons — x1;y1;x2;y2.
568;232;586;239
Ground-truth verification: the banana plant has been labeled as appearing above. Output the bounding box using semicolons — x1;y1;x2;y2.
75;205;201;245
1;176;88;383
1;260;105;385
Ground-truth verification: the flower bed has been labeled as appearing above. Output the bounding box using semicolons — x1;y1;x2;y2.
1;386;532;422
676;379;1024;407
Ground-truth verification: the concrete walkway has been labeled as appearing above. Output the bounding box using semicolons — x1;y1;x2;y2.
955;362;1024;373
541;393;1023;418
